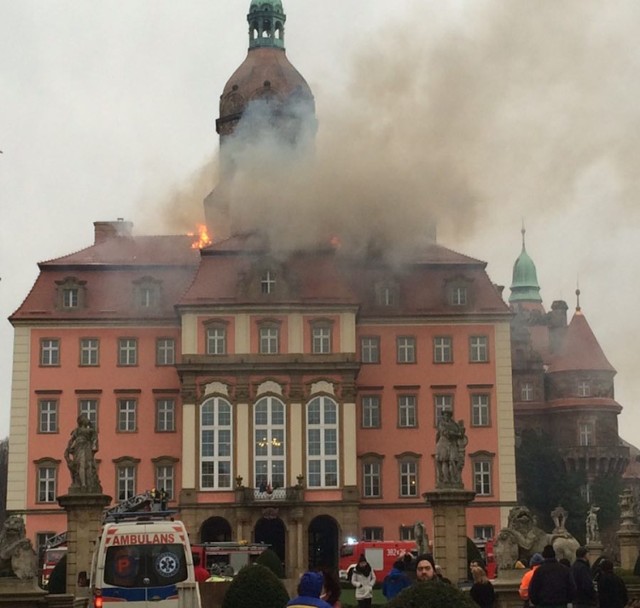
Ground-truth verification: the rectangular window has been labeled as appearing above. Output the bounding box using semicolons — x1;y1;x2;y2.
398;395;417;428
400;461;418;497
471;394;490;427
156;338;175;365
470;336;489;362
78;399;99;429
312;326;332;354
474;461;492;496
521;382;534;401
156;465;174;500
578;381;591;397
259;327;279;354
361;337;380;363
397;336;416;363
117;466;136;501
399;526;416;541
206;327;227;355
307;398;339;488
433;337;452;363
579;422;595;446
362;527;383;541
434;394;453;424
63;288;79;308
37;466;56;502
363;462;381;497
362;396;381;428
38;400;58;433
473;526;494;540
451;286;467;306
40;339;60;366
156;399;176;432
80;338;99;366
118;338;137;366
117;399;137;432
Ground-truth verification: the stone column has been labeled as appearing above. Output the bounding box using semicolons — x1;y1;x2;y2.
423;489;475;584
617;489;640;571
58;492;112;597
585;541;604;563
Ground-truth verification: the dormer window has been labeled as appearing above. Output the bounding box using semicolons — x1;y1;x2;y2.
451;286;467;306
55;276;86;310
577;381;591;397
133;277;162;310
375;282;399;307
445;275;473;308
261;271;276;295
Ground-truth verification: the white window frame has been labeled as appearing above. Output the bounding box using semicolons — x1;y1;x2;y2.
260;271;276;294
470;336;489;362
312;325;332;354
473;526;494;540
37;466;57;503
362;395;381;428
118;338;137;366
361;337;380;363
117;399;137;432
434;394;453;424
155;464;174;500
200;396;233;490
471;394;490;427
40;339;60;366
398;395;417;428
433;337;452;363
473;460;492;496
156;398;176;432
78;399;99;430
62;287;79;308
117;465;136;501
259;326;279;354
206;327;227;355
399;460;418;497
307;396;339;488
38;400;58;433
254;396;286;490
579;422;595;446
578;381;591;397
80;338;99;366
363;461;381;498
156;338;175;365
397;336;416;363
451;286;467;306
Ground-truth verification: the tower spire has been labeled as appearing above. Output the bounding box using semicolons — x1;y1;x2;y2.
248;1;286;50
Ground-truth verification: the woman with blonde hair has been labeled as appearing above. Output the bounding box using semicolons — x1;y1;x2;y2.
470;563;495;608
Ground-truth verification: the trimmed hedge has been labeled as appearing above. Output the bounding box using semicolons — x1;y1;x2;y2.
386;580;476;608
256;548;285;579
221;563;289;608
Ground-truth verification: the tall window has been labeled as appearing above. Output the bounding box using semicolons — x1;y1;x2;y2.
40;339;60;366
139;287;154;308
399;460;418;497
312;324;332;354
362;461;381;498
80;338;99;366
62;287;79;309
579;422;595;446
206;327;227;355
254;397;286;489
361;337;380;363
473;461;492;496
307;396;339;488
260;271;276;294
398;395;417;428
38;400;58;433
117;465;136;501
470;336;489;362
433;337;452;363
78;399;98;429
37;465;57;502
118;338;137;366
521;382;534;401
434;394;453;424
117;399;137;432
155;464;174;500
259;326;279;354
200;397;233;490
362;395;381;428
471;394;490;427
578;381;591;397
156;399;176;432
451;286;467;306
397;337;416;363
156;338;175;365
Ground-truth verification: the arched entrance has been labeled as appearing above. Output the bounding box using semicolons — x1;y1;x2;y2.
200;516;232;543
308;515;339;571
254;517;286;566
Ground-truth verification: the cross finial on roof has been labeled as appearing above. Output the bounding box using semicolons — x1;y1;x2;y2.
521;220;526;249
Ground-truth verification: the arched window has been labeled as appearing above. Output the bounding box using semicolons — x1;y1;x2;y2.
254;397;286;489
200;397;233;490
307;396;339;488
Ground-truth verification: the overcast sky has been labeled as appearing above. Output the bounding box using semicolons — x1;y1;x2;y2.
1;1;639;444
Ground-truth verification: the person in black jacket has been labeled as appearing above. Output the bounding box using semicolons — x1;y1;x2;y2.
597;559;628;608
529;544;576;608
571;546;596;608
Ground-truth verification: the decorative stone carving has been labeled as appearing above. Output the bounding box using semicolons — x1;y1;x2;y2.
0;516;37;580
586;505;600;543
619;488;638;531
414;521;429;554
551;505;568;533
204;381;229;397
435;411;468;487
65;414;102;494
310;381;335;396
256;380;283;396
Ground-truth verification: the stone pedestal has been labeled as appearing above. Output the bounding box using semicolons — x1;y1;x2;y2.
618;530;640;571
0;577;47;607
586;541;604;563
424;488;475;584
58;493;112;598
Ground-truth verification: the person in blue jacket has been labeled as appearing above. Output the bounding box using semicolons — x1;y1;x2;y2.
382;559;412;600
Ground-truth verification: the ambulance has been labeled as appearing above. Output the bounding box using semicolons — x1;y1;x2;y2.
89;516;196;608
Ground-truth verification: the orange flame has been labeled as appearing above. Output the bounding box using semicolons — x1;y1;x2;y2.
188;224;212;249
330;235;342;249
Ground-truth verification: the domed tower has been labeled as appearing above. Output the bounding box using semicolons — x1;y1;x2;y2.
204;0;317;239
509;226;543;313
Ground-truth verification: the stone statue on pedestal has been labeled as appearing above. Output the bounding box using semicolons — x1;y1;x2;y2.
586;505;600;544
65;414;102;494
414;521;429;554
435;411;468;488
0;516;37;580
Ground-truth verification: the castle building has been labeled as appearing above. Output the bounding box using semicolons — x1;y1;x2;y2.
509;228;629;500
7;1;519;575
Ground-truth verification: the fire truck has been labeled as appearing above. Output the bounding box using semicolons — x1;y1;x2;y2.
338;540;418;581
191;541;270;577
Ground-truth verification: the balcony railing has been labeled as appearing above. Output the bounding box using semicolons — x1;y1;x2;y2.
234;486;304;504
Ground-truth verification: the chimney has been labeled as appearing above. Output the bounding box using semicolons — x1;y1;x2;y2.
94;219;133;244
548;300;568;354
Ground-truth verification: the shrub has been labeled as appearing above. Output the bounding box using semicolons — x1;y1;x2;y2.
221;563;290;608
256;547;285;578
386;580;476;608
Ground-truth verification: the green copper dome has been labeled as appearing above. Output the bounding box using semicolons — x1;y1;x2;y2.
509;229;542;303
248;1;286;50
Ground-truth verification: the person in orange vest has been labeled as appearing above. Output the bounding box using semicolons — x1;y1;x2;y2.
519;553;544;607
